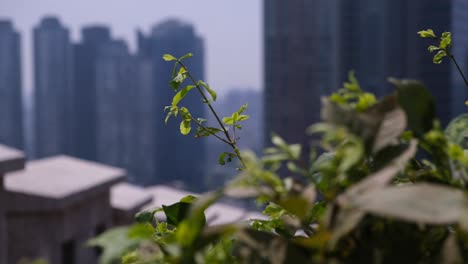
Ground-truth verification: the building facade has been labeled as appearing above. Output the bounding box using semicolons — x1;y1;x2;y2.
34;17;74;158
336;0;468;124
263;0;338;148
138;20;206;190
0;20;23;150
73;26;111;161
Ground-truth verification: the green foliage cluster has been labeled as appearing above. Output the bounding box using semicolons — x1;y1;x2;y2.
91;29;468;264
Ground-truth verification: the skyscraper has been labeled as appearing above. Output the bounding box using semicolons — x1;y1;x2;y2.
95;40;135;176
33;17;74;158
0;20;23;150
263;0;338;148
138;20;206;190
336;0;468;124
73;26;111;161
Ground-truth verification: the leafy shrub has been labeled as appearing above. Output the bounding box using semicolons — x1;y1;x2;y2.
93;30;468;264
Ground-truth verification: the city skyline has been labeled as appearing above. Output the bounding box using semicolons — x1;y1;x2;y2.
0;0;263;98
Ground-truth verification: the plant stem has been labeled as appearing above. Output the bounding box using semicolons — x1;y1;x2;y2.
185;114;231;144
177;61;246;168
449;53;468;87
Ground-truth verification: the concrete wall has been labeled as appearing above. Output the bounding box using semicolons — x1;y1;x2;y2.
7;191;112;264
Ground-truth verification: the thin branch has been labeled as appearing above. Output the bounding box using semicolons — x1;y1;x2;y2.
448;53;468;87
184;114;231;144
177;60;246;168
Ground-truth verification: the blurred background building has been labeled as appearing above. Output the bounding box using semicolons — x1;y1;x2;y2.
0;0;467;191
0;20;23;150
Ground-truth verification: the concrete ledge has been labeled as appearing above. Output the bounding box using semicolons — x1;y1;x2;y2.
0;144;25;175
5;155;126;212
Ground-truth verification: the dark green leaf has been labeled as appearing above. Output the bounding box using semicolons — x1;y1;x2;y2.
134;211;153;223
392;79;436;136
162;201;201;226
219;152;227;165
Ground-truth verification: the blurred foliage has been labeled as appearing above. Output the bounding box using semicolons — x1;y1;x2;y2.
92;32;468;263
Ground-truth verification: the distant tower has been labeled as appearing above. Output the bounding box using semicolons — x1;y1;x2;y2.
0;20;23;150
95;40;134;173
138;19;206;190
73;26;111;160
263;0;338;148
33;17;74;158
337;0;468;124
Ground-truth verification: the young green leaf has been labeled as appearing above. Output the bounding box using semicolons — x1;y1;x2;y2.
433;50;447;64
417;29;437;38
170;73;186;91
428;45;440;52
180;120;192;135
179;53;193;61
223;116;234;125
163;54;177;61
198;80;217;102
172;85;195;107
237;103;248;114
440;32;452;49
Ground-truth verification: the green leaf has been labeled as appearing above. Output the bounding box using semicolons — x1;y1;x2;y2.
198;80;217;102
218;152;227;165
445;114;468;148
179;52;193;61
164;111;173;125
392;79;436;137
180;195;197;203
163;54;177;61
343;71;361;92
353;183;468;225
237;103;248;114
222;117;234;125
417;29;437;38
180;119;191;135
128;223;155;240
163;202;191;226
134;211;153;223
440;32;452;49
87;227;140;264
172;85;195;107
433;50;447;64
237;115;250;122
428;45;440;52
195;127;222;138
170;73;186;91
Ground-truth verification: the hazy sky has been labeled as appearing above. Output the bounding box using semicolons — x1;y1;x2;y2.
0;0;262;97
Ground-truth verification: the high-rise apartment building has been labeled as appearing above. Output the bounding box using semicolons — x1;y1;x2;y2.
337;0;468;124
0;20;23;150
73;26;111;161
138;20;206;190
95;40;134;175
33;17;74;158
263;0;338;148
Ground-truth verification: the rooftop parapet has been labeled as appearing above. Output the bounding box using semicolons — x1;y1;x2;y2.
5;155;125;212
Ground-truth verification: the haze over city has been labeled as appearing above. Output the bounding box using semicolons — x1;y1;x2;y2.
0;0;263;97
